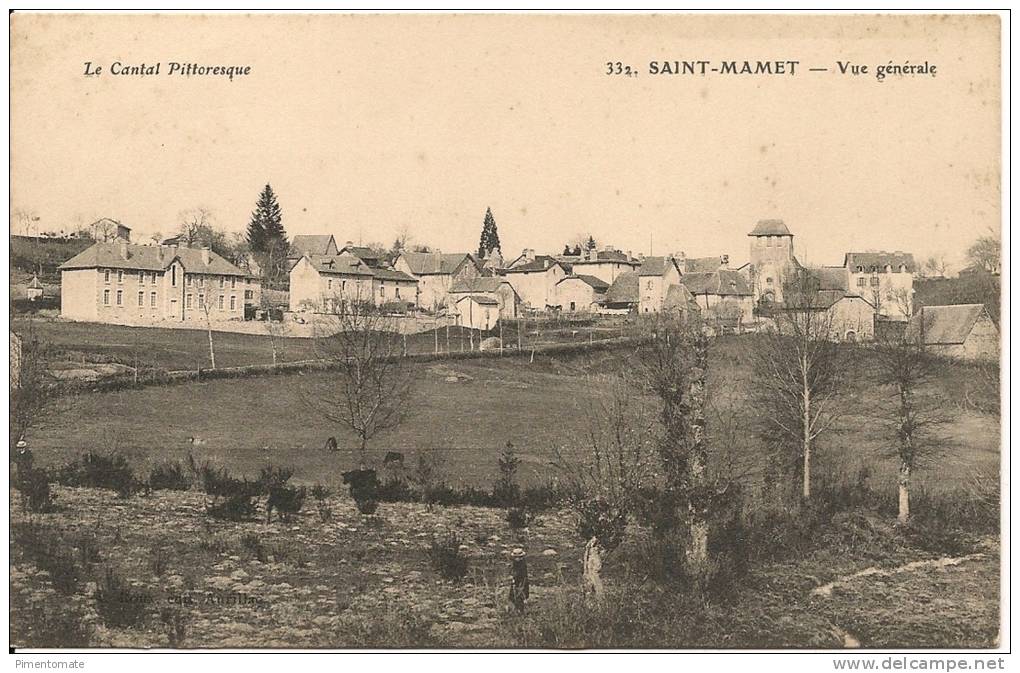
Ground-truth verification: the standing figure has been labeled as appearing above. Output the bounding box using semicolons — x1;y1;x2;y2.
509;547;529;613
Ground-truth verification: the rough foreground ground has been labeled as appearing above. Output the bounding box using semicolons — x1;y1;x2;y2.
10;486;1000;649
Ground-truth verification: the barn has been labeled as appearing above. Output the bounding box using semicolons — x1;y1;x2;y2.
907;304;999;361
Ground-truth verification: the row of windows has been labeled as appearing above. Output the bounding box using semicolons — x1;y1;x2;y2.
853;265;908;273
103;289;158;308
325;279;403;299
186;275;240;289
185;294;238;310
101;268;247;288
104;269;161;285
856;277;881;287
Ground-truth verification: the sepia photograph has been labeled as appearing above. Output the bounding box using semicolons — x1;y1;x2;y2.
6;9;1007;657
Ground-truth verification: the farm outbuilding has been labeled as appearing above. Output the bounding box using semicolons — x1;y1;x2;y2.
454;294;499;331
907;304;999;361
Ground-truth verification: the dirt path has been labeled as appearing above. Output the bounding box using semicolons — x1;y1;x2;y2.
811;552;988;598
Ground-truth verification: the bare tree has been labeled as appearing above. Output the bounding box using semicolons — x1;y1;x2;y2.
198;288;220;369
301;288;419;469
921;253;949;279
638;310;712;573
872;309;948;523
965;228;1001;274
257;239;288;365
553;372;656;600
749;274;849;500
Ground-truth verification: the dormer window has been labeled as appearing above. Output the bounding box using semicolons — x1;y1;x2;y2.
766;277;774;285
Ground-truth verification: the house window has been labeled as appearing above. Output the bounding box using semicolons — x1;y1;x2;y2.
171;266;177;286
103;289;110;305
219;277;225;288
218;295;224;310
137;291;144;307
151;272;157;284
231;277;236;289
870;277;880;286
244;289;253;300
230;295;236;310
116;289;123;306
117;270;124;283
104;269;111;284
328;279;333;290
150;292;157;307
187;294;194;308
186;275;192;286
857;277;867;287
395;287;401;299
139;271;145;284
198;294;204;309
380;285;386;298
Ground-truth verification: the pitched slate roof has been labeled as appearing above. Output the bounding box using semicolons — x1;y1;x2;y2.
290;235;337;257
603;271;639;305
59;242;247;276
399;252;479;276
664;283;700;311
305;253;375;276
681;269;752;296
449;277;513;293
340;245;383;265
27;275;44;290
557;274;610;291
804;266;850;292
748;219;792;236
844;251;917;273
372;267;417;282
505;255;571;274
455;294;498;306
683;256;726;273
906;304;991;345
638;256;680;277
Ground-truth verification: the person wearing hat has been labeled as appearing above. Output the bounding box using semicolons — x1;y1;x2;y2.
509;548;529;613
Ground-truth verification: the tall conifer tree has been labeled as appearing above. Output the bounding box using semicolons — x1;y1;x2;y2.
478;207;501;259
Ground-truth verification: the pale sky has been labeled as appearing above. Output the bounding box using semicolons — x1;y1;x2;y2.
10;13;1001;270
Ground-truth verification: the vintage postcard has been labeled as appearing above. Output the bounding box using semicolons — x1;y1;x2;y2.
7;11;1006;657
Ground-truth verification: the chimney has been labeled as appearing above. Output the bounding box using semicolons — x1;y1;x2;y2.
523;248;535;262
346;240;354;247
602;244;612;253
201;247;211;265
720;254;730;268
157;246;165;263
626;250;632;261
544;259;550;269
119;240;129;260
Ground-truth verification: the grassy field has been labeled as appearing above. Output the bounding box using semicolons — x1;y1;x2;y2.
28;339;1000;501
14;317;630;374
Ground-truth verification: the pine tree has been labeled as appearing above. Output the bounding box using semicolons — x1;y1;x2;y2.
247;184;287;254
478;207;501;259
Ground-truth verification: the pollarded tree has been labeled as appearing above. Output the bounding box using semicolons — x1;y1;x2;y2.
478;207;501;259
872;308;948;523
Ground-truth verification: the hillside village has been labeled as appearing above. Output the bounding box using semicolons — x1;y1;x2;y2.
41;212;1000;360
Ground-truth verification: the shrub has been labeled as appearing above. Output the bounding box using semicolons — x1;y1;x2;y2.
258;464;295;491
493;441;521;507
575;497;628;553
240;533;267;562
311;483;333;522
56;451;138;496
427;533;469;581
15;467;55;512
198;463;261;521
506;506;533;530
159;606;189;648
206;493;258;521
150;545;171;577
95;567;153;628
148;460;191;491
267;483;307;522
355;498;379;515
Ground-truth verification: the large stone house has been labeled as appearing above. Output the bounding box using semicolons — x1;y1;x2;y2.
681;269;754;325
777;290;876;342
59;241;257;325
844;251;916;321
907;304;998;360
637;256;683;314
393;252;482;311
289;252;417;312
504;253;571;310
556;274;610;313
567;248;639;284
447;277;520;319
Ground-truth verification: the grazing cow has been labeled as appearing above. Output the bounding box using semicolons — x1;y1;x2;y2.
383;451;404;467
324;437;338;453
